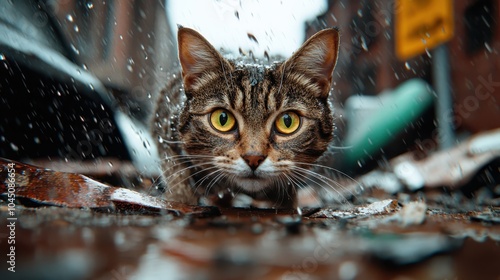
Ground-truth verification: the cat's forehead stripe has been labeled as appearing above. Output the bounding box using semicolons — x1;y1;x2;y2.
232;84;244;110
266;85;277;112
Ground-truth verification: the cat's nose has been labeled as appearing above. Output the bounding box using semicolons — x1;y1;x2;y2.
242;154;266;171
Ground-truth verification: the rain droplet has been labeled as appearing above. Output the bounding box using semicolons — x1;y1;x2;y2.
357;9;363;17
10;143;19;152
218;191;225;199
485;42;493;53
247;33;259;44
114;231;125;246
127;65;133;72
119;35;123;40
0;53;5;60
360;37;368;51
66;14;74;22
70;44;80;55
34;137;40;144
425;48;432;58
74;25;79;32
89;83;94;90
404;62;411;70
108;161;113;167
87;2;94;9
251;223;263;234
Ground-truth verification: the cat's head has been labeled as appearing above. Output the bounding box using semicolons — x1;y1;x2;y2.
177;27;339;193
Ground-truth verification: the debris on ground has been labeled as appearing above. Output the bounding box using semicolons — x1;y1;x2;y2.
0;157;499;279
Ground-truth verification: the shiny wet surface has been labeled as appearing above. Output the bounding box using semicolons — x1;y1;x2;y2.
1;158;499;279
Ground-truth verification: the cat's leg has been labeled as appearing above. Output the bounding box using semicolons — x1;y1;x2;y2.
160;160;200;205
162;178;199;205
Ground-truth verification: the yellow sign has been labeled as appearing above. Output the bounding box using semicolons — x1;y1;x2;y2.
395;0;454;60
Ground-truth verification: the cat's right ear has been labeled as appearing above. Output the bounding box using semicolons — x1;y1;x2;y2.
177;27;231;92
282;28;340;99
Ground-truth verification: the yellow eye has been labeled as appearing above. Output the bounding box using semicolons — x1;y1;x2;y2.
275;112;300;134
210;109;236;132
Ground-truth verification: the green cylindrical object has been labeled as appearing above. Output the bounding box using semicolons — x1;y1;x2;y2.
343;78;435;168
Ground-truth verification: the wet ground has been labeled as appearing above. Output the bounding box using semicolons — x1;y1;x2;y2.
1;158;499;280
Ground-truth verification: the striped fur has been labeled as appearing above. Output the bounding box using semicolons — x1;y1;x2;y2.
152;27;339;208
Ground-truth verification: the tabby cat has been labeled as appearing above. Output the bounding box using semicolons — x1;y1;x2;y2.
152;26;340;208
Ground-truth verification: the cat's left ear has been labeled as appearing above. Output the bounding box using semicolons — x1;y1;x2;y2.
283;28;340;98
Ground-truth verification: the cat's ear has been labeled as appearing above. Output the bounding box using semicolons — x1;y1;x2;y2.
177;27;231;92
283;28;340;98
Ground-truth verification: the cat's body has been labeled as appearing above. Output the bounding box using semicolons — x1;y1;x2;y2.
152;27;340;208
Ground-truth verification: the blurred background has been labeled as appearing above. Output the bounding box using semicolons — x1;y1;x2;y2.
1;2;499;279
0;0;499;178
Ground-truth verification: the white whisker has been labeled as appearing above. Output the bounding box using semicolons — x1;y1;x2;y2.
160;158;209;174
162;161;214;182
192;168;224;196
161;140;185;144
284;173;322;206
291;166;356;205
295;162;361;188
274;175;286;207
147;157;205;190
204;171;227;197
167;165;220;192
162;154;218;162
